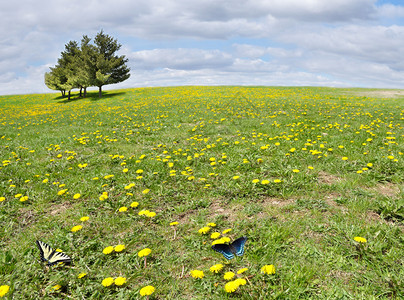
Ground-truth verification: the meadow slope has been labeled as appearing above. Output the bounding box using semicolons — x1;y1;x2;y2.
0;86;403;299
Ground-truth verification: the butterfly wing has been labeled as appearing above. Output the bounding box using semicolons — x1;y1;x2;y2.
230;236;247;257
212;243;235;260
47;251;72;266
36;240;54;263
36;240;72;266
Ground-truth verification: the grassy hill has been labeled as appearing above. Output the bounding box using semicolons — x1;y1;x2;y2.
0;86;403;299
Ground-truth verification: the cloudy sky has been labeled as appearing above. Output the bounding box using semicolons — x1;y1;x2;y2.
1;0;404;95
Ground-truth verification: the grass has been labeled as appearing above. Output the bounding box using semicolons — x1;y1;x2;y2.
0;86;403;299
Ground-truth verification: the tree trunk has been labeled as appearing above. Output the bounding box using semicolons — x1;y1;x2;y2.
84;87;87;98
79;87;83;97
98;86;102;98
61;90;65;97
68;90;71;100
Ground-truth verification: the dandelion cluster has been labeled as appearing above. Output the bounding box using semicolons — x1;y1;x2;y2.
0;86;402;298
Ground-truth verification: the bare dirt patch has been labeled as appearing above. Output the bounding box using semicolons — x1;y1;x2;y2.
318;171;342;185
209;199;243;222
49;203;72;216
323;192;344;209
261;197;295;208
372;182;401;198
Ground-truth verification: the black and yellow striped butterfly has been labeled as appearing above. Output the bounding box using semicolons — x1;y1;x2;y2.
36;240;72;266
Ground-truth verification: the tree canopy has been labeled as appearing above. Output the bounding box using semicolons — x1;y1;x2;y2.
45;31;130;99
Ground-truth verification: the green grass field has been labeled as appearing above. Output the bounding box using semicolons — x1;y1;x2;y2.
0;86;403;299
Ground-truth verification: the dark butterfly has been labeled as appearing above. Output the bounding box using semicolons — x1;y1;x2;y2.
212;236;247;260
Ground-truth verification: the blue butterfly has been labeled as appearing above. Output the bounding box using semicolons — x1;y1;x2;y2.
212;237;247;260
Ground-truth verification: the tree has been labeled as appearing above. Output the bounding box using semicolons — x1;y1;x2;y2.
92;31;130;97
44;66;66;97
74;35;95;98
56;40;81;100
45;31;130;98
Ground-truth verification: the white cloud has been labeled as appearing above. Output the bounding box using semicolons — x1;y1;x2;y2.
0;0;403;94
129;48;233;70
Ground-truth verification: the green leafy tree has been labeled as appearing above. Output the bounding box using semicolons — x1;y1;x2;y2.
92;30;130;97
73;36;95;98
45;31;130;98
56;40;81;100
44;66;66;97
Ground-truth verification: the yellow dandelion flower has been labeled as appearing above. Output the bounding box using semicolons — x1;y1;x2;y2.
119;206;128;212
138;248;151;257
342;157;348;161
0;285;10;297
292;169;300;173
261;264;276;275
222;228;232;234
221;237;231;243
52;284;62;291
80;216;89;222
122;168;128;173
234;278;247;286
14;193;22;198
190;270;204;279
138;209;149;216
170;221;179;226
124;183;135;189
367;163;373;167
274;179;282;183
114;245;126;252
142;189;150;194
233;175;240;180
42;178;49;183
0;197;5;202
139;285;155;296
101;277;114;287
212;238;226;245
252;179;259;183
57;189;67;196
261;179;270;184
237;268;248;274
354;236;367;243
145;211;156;217
210;232;221;239
207;222;216;227
223;271;235;280
130;201;139;208
114;277;126;286
20;196;28;202
73;193;81;199
103;246;114;255
78;273;87;279
198;226;211;234
210;264;224;273
71;225;82;232
224;280;239;293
